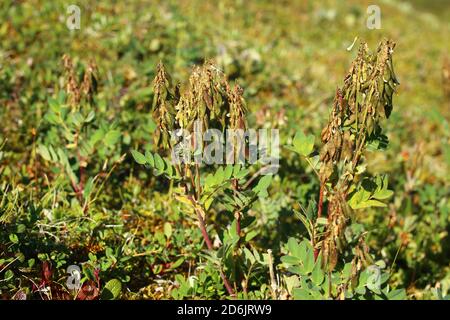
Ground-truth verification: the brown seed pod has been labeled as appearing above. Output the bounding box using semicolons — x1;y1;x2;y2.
62;55;98;110
152;61;248;154
62;54;81;108
319;40;398;271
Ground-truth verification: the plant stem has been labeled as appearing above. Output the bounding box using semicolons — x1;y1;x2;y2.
232;178;241;238
188;196;235;297
194;206;214;250
317;184;324;218
267;249;277;300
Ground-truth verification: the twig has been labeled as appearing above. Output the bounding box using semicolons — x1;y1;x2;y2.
267;249;277;300
243;164;279;189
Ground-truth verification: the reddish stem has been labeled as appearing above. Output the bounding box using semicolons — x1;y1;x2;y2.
314;248;319;261
190;197;235;297
195;208;214;250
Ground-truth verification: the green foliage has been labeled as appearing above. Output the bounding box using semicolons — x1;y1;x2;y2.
290;131;315;157
348;175;394;209
281;238;407;300
37;58;124;210
101;279;122;300
0;0;448;301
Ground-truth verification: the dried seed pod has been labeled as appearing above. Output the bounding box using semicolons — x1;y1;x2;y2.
81;60;98;104
228;85;247;131
152;62;177;149
62;54;81;108
152;61;247;155
319;89;345;183
62;55;98;110
319;40;398;271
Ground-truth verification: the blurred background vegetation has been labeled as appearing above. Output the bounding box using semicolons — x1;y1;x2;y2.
0;0;449;299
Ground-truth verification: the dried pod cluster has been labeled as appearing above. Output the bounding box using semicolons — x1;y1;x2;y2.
319;40;399;270
152;61;247;150
320;40;398;185
62;54;98;109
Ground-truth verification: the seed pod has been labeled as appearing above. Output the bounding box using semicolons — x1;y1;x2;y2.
318;40;398;271
152;61;248;154
81;60;98;104
62;54;81;109
152;62;177;149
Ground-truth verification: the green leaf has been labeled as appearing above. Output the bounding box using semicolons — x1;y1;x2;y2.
297;240;309;261
287;238;302;258
163;222;173;239
350;199;386;209
85;111;95;123
386;289;407;300
145;151;154;167
293;288;313;300
9;234;19;244
301;241;315;274
164;159;173;176
83;177;94;200
214;167;224;184
131;150;146;165
311;256;324;286
281;255;301;265
284;275;300;295
365;200;387;207
342;263;353;280
350;175;394;209
204;197;214;211
16;224;26;234
154;153;165;173
170;258;184;270
252;175;272;197
4;270;14;281
70;112;84;127
245;230;258;242
37;145;51;162
292;131;315;157
56;148;67;164
232;164;241;177
373;189;394;200
101;279;122;300
44;112;60;125
104;130;121;146
48;145;58;162
243;248;256;265
48;97;60;113
224;165;234;180
236;169;250;179
90;129;105;145
204;173;214;189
